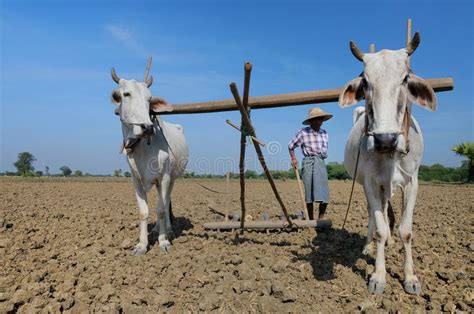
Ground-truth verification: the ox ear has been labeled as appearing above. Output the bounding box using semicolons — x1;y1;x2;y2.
150;97;173;113
339;77;365;107
407;74;437;111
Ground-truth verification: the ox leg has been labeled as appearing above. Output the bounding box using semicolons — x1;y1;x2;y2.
366;185;388;294
151;180;174;239
131;177;149;256
384;200;395;246
164;179;175;240
362;203;374;255
156;174;172;253
399;177;421;295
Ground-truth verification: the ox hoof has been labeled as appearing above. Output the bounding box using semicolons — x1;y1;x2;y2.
368;278;386;294
159;240;172;253
404;280;422;295
132;244;147;256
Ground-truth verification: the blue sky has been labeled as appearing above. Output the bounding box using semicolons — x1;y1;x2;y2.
1;0;473;175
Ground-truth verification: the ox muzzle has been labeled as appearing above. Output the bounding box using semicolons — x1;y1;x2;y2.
140;124;155;137
373;132;398;153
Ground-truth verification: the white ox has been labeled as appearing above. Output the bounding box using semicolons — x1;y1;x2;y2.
339;33;437;294
110;61;188;255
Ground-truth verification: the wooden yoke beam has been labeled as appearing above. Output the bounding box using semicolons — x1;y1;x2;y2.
154;77;454;115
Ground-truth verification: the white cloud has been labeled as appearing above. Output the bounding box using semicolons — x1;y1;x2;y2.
105;25;131;42
104;24;142;54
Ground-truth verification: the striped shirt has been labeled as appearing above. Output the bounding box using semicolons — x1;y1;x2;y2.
288;127;328;158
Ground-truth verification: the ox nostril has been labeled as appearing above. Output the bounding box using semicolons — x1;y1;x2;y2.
374;133;398;152
374;133;397;144
140;124;154;136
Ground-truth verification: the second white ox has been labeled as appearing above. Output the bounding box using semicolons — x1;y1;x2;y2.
110;61;188;255
339;33;437;294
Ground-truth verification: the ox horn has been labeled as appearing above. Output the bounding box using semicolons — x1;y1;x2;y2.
145;75;153;88
144;56;153;87
350;41;364;62
406;32;421;56
111;68;121;84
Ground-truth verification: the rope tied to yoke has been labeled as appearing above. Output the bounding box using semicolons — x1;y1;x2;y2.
240;107;253;139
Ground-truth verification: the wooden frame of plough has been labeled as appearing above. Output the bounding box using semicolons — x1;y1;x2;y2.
151;19;454;233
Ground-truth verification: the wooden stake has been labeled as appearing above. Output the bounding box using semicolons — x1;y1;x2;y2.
406;18;412;67
292;164;310;220
370;43;375;53
229;82;293;227
238;62;253;234
239;132;246;232
239;62;252;234
225;172;230;222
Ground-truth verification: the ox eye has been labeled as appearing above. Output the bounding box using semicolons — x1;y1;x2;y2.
402;75;409;84
123;92;131;97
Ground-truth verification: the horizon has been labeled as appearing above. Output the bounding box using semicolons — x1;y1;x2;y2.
2;151;469;177
1;0;473;175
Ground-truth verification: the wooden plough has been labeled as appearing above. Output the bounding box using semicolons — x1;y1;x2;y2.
150;19;453;233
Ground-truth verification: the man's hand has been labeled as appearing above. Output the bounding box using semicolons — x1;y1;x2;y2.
291;156;299;169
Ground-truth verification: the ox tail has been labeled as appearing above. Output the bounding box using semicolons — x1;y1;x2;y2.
387;200;396;233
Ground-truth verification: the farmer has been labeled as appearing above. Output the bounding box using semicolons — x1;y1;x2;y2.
288;107;332;220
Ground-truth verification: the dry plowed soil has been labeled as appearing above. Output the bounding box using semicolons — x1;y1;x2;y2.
0;177;472;312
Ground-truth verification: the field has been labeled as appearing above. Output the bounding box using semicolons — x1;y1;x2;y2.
0;177;472;312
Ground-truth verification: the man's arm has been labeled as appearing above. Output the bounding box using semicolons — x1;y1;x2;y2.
288;130;302;169
289;148;299;169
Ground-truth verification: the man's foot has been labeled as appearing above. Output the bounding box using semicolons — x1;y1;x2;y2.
306;203;314;220
318;203;328;220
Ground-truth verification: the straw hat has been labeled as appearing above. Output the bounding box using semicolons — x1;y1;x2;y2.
302;107;333;125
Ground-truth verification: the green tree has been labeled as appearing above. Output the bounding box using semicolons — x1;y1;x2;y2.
114;169;122;177
60;166;72;177
453;142;474;182
14;152;36;176
124;171;131;177
418;163;465;182
244;170;258;179
327;162;351;180
75;170;83;177
287;168;297;180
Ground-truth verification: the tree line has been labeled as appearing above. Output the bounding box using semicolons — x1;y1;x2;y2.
183;162;470;182
4;152;131;177
3;142;473;183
